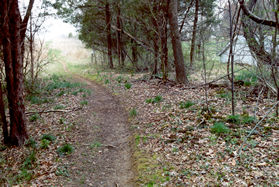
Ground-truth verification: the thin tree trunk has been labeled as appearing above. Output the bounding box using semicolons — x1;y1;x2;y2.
168;0;188;84
228;0;235;116
160;5;168;81
105;2;113;69
116;1;123;68
0;80;8;144
30;12;34;84
189;0;199;71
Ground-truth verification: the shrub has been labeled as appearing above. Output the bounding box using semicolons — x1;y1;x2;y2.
210;122;230;135
57;144;74;156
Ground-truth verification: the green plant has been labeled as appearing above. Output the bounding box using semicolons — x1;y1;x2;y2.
145;98;153;104
226;115;241;124
16;169;33;182
41;134;56;142
130;108;137;117
116;76;123;83
29;113;40;122
22;151;36;169
90;141;102;149
124;82;132;89
241;115;256;124
80;100;88;106
146;95;163;104
59;118;66;124
40;139;50;149
54;104;65;110
27;95;49;105
210;122;230;135
0;144;7;151
57;144;74;156
104;79;110;84
179;101;195;109
56;166;69;177
57;90;65;96
25;138;37;149
154;95;163;103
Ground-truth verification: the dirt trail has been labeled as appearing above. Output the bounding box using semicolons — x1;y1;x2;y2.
61;62;135;186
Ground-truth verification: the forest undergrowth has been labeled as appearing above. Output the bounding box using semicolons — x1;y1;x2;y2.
89;69;278;186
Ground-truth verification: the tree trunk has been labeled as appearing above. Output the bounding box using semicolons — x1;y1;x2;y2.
160;3;169;81
116;1;124;68
131;39;139;71
30;13;34;84
1;0;28;146
0;80;8;144
189;0;199;71
151;3;159;76
168;0;188;83
105;2;113;69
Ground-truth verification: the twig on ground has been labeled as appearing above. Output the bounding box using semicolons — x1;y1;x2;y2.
24;107;82;116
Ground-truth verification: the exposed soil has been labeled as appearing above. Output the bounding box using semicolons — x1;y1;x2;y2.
61;63;135;186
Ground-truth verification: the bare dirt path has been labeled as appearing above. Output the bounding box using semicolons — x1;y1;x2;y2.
61;62;135;186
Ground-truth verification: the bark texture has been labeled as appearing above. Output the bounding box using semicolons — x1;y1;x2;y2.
168;0;188;83
105;2;113;69
0;0;29;145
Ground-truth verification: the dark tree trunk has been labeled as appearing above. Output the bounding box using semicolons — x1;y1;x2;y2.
105;2;113;69
151;3;160;76
189;0;199;71
131;39;139;71
1;0;29;146
116;1;124;68
168;0;188;83
160;3;169;81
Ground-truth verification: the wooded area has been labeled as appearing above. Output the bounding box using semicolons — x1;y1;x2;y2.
0;0;278;186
